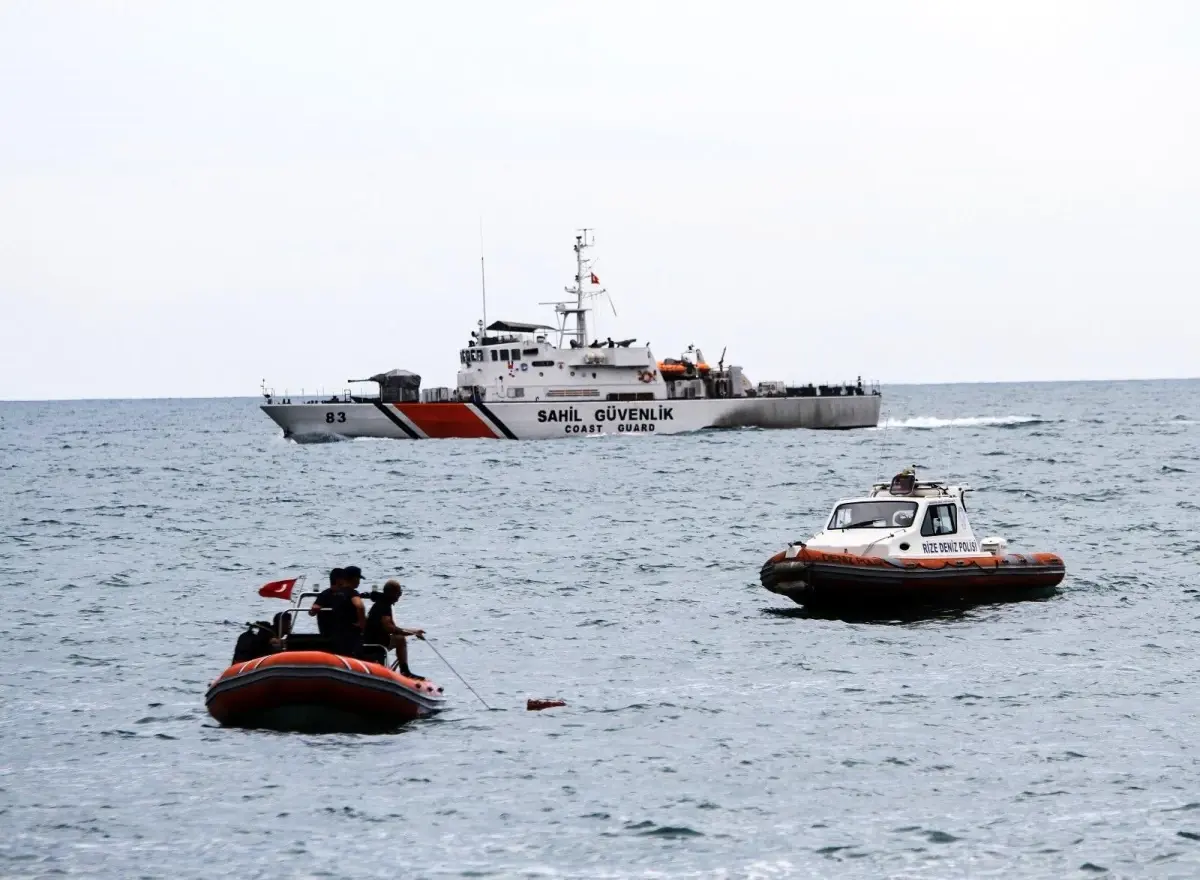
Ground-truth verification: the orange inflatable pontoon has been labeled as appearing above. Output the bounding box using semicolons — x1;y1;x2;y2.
206;650;445;733
760;546;1065;609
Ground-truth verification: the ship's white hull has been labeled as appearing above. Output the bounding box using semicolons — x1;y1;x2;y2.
261;395;882;441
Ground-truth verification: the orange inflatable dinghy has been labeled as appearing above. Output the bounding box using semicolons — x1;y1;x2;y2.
206;651;445;733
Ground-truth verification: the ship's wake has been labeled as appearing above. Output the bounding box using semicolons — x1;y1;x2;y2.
287;432;351;445
873;415;1052;430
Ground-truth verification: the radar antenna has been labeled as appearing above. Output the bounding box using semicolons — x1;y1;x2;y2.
539;229;617;348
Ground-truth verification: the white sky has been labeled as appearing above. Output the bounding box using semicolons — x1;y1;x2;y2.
1;1;1197;400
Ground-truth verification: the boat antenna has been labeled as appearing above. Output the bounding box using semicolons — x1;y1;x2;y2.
537;229;615;347
565;228;606;347
574;230;589;346
875;395;889;483
479;218;488;336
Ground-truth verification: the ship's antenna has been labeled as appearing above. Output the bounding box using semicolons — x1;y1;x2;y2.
575;230;589;346
479;218;488;336
875;394;888;482
541;228;610;347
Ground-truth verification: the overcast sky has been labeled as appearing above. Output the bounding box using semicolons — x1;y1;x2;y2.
1;2;1197;400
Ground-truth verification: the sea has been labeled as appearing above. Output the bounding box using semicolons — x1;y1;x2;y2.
2;379;1198;879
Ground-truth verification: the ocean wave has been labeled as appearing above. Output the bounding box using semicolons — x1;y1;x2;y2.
875;415;1052;430
624;820;704;838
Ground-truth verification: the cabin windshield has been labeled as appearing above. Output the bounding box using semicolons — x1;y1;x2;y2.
829;500;918;530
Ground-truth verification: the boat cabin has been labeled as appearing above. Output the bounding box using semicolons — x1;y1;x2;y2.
452;319;671;404
802;470;1007;559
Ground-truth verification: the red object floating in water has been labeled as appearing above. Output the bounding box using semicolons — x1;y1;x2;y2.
527;698;566;711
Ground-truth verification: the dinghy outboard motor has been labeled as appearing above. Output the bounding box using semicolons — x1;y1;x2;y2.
231;620;278;664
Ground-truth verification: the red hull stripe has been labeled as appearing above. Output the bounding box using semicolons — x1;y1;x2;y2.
395;403;500;439
469;401;518;439
371;401;420;438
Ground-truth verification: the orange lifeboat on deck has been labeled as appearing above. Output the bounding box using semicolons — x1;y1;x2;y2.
657;360;709;376
206;651;445;733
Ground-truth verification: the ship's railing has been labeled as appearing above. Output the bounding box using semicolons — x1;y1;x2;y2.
260;387;362;405
752;379;881;399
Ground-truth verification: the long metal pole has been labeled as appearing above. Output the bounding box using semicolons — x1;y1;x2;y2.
479;219;488;334
423;638;493;711
576;232;588;346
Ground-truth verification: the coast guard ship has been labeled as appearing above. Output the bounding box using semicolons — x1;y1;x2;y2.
260;231;881;441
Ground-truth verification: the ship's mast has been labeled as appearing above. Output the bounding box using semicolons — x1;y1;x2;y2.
479;219;488;338
574;232;589;346
543;229;607;348
564;229;604;346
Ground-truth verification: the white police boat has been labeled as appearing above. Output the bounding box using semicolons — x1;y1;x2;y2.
760;469;1066;611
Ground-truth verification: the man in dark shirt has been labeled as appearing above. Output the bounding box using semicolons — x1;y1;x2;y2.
341;565;364;597
309;568;344;636
363;579;425;678
327;565;366;657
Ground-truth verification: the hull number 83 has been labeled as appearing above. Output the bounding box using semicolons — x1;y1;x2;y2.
325;412;346;423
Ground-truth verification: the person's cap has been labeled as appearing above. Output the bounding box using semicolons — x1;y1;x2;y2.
343;565;363;580
329;567;344;581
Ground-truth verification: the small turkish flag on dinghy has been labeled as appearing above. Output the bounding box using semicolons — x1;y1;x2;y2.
258;578;298;600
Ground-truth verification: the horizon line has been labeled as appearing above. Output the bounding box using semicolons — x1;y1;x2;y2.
2;374;1198;404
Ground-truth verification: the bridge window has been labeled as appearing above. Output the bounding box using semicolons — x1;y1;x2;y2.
829;500;917;530
523;348;539;356
920;504;958;537
490;350;498;362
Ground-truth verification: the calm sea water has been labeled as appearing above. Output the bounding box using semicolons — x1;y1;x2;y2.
2;380;1199;879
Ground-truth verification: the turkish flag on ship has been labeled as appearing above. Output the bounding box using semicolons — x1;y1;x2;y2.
258;578;298;600
590;272;600;284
